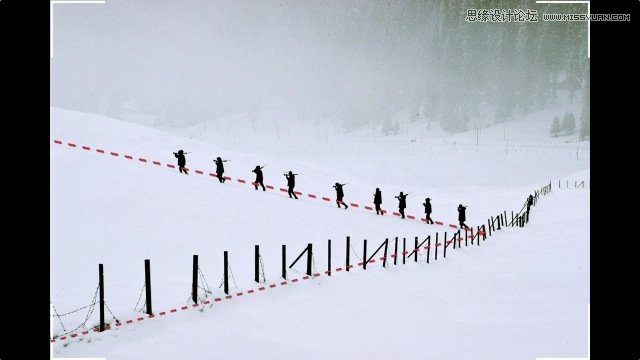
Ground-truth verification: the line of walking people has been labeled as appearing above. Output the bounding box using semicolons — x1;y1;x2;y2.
174;150;470;228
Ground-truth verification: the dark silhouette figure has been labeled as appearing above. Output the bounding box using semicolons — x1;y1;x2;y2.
252;165;265;191
173;150;188;175
333;183;348;209
213;157;227;183
458;204;468;229
284;171;298;199
423;198;434;224
526;194;533;215
373;188;383;215
395;192;408;219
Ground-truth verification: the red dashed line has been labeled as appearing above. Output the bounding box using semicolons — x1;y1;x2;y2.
195;170;204;174
192;303;199;307
280;281;288;285
110;152;119;156
125;155;133;159
115;323;122;327
364;206;373;210
139;158;147;163
247;290;254;294
167;164;175;168
302;276;310;280
170;309;177;313
203;300;210;304
322;197;331;201
369;259;376;263
68;143;77;147
238;179;246;183
269;284;277;288
393;212;401;216
357;262;364;266
137;317;145;321
350;203;359;207
435;221;444;225
478;231;486;235
407;215;415;219
336;267;343;272
82;330;89;335
236;292;243;296
224;176;232;180
181;306;188;310
266;185;274;189
258;287;266;291
381;210;387;214
96;149;105;153
280;188;288;192
294;191;302;195
214;298;222;302
54;140;62;144
347;265;354;269
152;161;161;165
225;295;232;299
159;312;166;316
449;224;458;228
291;278;299;282
70;333;78;338
82;146;91;150
313;273;321;277
421;218;427;222
60;336;67;341
126;320;134;324
308;194;317;198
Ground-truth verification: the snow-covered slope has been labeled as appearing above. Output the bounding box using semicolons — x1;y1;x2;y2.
50;107;589;359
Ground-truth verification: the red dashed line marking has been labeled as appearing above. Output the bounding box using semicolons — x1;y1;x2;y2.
68;143;77;147
159;312;166;316
280;188;288;192
247;290;255;294
139;158;147;163
269;284;277;288
209;172;216;177
407;215;415;219
195;170;204;174
224;176;232;180
393;212;401;216
280;281;288;285
60;336;67;341
126;319;134;324
435;221;444;225
110;152;119;156
54;140;63;144
170;309;177;313
449;224;458;228
125;155;133;159
294;191;302;195
181;306;188;310
308;194;317;198
313;273;321;277
302;276;310;280
347;265;354;269
357;262;364;266
192;303;199;307
364;206;373;210
203;300;210;304
236;292;243;296
137;317;145;321
96;149;105;153
266;185;274;189
336;267;343;272
167;164;175;168
70;333;78;338
225;295;232;299
237;179;246;183
350;203;359;207
258;287;266;291
291;278;299;282
214;298;222;302
322;197;331;201
82;146;91;150
153;161;161;165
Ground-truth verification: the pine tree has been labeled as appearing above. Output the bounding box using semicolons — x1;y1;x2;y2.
550;116;561;137
562;112;576;135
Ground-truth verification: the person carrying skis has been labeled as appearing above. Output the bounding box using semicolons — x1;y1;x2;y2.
526;194;534;215
333;183;348;209
213;157;227;183
252;165;265;191
284;171;298;199
173;150;188;175
423;198;434;224
458;204;468;229
395;192;408;219
373;188;383;215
